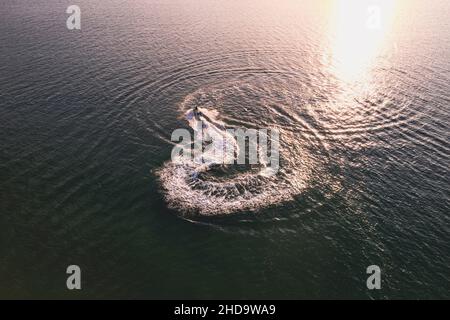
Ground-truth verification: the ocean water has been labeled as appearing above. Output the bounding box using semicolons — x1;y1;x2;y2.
0;0;449;299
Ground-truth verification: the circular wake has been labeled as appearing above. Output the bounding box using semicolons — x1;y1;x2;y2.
156;81;337;215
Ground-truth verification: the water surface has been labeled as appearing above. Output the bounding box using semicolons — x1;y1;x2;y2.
0;0;449;298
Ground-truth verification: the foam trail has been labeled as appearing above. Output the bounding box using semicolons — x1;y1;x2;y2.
158;107;297;215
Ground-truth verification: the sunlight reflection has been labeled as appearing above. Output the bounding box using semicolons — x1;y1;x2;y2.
329;0;397;84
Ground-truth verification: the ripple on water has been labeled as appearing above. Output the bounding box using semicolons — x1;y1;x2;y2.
157;78;341;215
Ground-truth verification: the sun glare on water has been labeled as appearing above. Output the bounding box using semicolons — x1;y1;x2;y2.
328;0;397;84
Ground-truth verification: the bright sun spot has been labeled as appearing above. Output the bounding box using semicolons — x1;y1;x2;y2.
328;0;397;84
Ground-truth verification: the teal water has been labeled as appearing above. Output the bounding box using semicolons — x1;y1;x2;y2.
0;0;449;299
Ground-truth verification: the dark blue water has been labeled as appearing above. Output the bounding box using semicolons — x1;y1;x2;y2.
0;0;449;299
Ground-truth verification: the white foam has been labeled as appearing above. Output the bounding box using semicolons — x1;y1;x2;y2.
157;105;300;215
